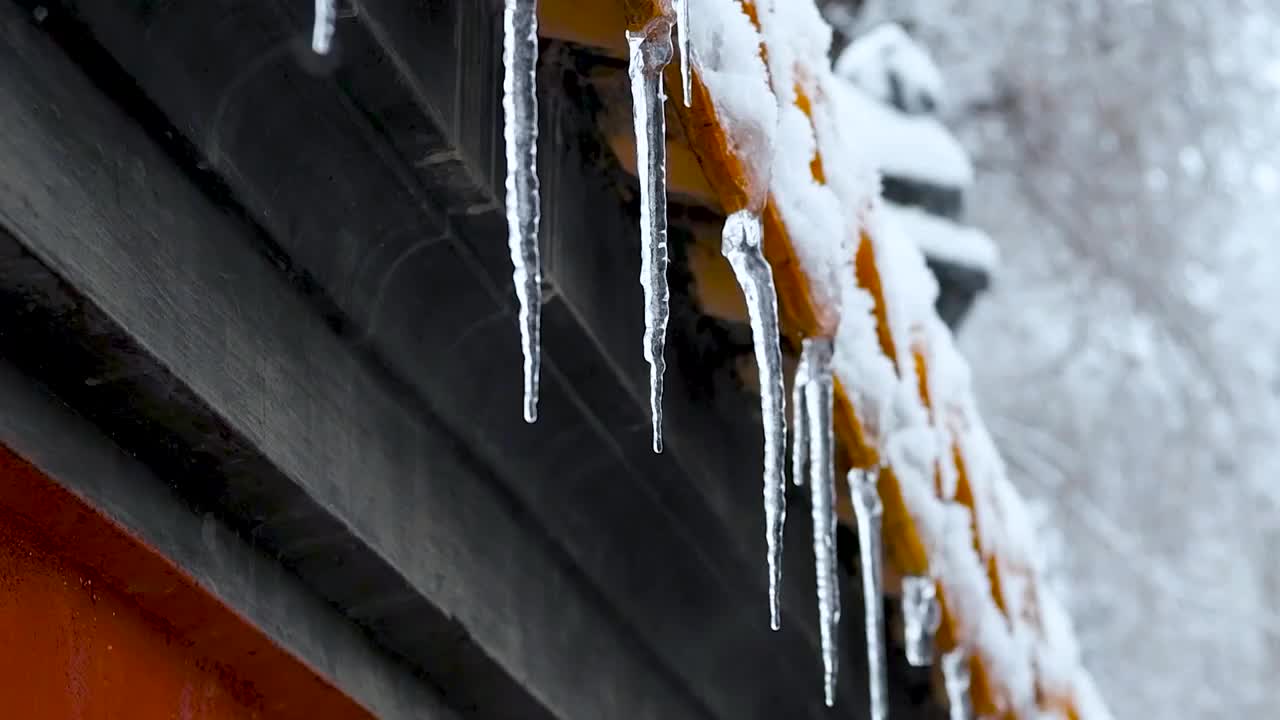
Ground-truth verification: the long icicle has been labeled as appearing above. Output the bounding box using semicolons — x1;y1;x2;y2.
902;575;942;667
722;210;787;631
850;468;887;720
672;0;692;107
627;17;674;453
792;348;811;488
503;0;543;423
943;648;975;720
800;338;838;706
312;0;337;54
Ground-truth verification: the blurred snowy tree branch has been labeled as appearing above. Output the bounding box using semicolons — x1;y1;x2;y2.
827;0;1280;716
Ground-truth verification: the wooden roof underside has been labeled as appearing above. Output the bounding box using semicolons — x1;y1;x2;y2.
0;1;949;719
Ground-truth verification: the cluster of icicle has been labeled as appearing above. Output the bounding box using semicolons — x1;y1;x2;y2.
485;1;946;714
312;0;694;433
307;0;958;713
722;215;952;718
495;0;694;436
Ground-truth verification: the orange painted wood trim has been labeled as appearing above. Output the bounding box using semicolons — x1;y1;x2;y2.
855;232;901;365
605;130;719;204
0;444;374;720
539;0;628;56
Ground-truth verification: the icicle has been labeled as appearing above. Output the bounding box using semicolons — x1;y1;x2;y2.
312;0;337;55
902;575;942;667
672;0;692;107
721;210;787;631
796;338;838;706
791;349;810;488
850;468;887;720
943;648;974;720
503;0;543;423
627;18;674;453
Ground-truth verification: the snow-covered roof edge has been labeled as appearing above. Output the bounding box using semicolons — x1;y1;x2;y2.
680;1;1108;718
882;202;1000;273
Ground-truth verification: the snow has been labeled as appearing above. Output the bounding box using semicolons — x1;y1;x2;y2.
863;204;940;376
627;17;676;452
721;209;788;630
826;79;974;188
502;0;542;423
312;0;337;55
797;338;840;706
687;0;779;209
889;424;1039;717
905;6;1280;717
929;334;1065;714
835;23;945;116
756;2;877;319
883;202;1000;273
768;103;857;314
899;321;1037;716
1037;586;1088;709
661;1;1109;716
850;469;888;720
1073;668;1118;720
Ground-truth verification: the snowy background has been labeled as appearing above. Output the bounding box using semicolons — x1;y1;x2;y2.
832;1;1280;718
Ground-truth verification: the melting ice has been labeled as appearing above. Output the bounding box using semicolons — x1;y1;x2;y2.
627;17;675;452
722;210;787;630
850;468;887;720
503;0;543;423
796;338;839;705
902;575;942;667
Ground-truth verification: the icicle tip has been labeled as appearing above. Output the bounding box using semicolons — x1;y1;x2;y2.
503;0;544;426
675;0;693;108
628;17;674;457
312;0;337;55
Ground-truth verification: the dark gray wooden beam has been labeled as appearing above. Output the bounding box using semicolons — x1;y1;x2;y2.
0;5;709;720
0;0;950;718
26;2;856;720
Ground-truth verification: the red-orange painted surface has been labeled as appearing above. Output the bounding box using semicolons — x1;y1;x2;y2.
0;445;375;720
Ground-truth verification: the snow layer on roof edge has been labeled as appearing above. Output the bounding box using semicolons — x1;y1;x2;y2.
829;83;974;187
1074;666;1117;720
745;14;1030;709
760;20;1037;713
683;2;1108;717
883;202;1001;273
912;318;1037;716
834;23;945;115
687;0;777;208
924;314;1116;720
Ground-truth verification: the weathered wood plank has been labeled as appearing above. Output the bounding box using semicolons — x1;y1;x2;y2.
0;6;707;720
